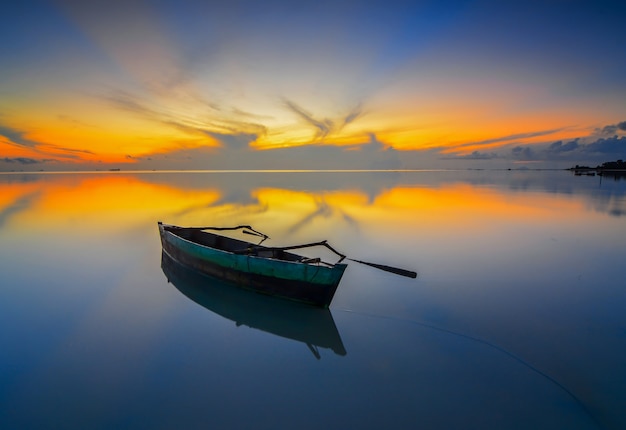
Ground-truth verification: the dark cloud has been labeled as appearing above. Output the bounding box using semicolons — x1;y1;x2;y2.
547;139;579;154
459;151;499;160
511;146;537;160
598;121;626;136
0;125;39;148
582;136;626;155
510;135;626;164
2;157;41;164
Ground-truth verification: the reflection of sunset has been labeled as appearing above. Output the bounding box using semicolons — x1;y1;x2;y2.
236;184;586;238
0;173;597;239
373;185;577;219
0;182;40;209
1;175;220;230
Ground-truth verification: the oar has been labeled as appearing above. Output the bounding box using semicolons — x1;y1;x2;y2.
346;258;417;279
235;240;417;279
321;241;417;279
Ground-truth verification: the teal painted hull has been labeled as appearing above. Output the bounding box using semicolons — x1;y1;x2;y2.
158;223;347;307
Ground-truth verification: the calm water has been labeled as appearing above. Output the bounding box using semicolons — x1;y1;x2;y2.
1;170;625;429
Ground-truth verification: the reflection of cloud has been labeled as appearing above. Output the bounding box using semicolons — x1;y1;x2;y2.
0;192;40;228
287;197;359;235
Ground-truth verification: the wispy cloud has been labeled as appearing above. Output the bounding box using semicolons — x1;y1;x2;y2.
597;120;626;136
341;103;364;128
0;124;39;148
283;100;333;140
103;90;265;148
0;121;92;161
283;99;365;142
452;128;568;151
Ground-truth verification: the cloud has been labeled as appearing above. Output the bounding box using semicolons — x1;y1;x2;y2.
104;90;216;139
582;136;626;155
452;128;566;151
132;132;402;170
0;125;39;148
511;146;537;160
283;99;332;140
547;139;579;154
456;151;499;160
510;136;626;163
104;90;266;147
341;103;364;128
598;120;626;136
208;132;258;151
283;99;365;142
0;120;94;162
1;157;42;164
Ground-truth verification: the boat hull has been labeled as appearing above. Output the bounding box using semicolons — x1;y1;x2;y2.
158;223;347;307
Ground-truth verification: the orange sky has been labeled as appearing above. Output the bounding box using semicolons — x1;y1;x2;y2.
1;1;625;170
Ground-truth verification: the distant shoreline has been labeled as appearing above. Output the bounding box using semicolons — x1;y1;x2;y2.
0;168;580;175
567;159;626;177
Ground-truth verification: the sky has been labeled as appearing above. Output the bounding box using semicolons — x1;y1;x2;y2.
1;0;626;171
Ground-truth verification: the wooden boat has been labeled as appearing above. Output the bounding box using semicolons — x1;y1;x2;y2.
158;222;348;307
161;251;346;358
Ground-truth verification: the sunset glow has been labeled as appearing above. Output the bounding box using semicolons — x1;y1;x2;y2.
2;1;625;171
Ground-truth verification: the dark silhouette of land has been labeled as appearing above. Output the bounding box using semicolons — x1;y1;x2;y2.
568;159;626;179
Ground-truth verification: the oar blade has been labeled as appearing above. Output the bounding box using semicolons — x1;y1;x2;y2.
351;259;417;279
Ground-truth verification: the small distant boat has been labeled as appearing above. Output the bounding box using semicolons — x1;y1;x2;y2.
158;222;416;308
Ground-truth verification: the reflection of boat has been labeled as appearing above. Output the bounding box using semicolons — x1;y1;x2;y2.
158;222;347;307
161;252;347;358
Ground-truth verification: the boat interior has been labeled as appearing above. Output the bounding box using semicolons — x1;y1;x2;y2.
165;225;307;262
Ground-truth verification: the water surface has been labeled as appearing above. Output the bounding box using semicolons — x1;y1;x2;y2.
1;170;625;429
